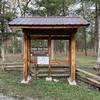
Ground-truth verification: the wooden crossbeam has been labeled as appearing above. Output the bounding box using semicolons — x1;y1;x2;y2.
31;36;70;40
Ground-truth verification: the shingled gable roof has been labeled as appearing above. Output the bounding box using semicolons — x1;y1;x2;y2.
9;16;89;27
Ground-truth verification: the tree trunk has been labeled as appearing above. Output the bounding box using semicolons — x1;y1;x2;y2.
23;0;31;17
81;0;87;56
1;41;5;61
94;3;99;55
1;0;5;71
95;5;100;69
84;29;87;56
12;35;15;54
64;40;67;55
1;37;5;70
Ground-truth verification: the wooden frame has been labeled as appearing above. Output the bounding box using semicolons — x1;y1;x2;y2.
22;28;77;82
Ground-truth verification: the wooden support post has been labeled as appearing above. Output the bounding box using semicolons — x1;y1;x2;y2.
21;32;30;83
25;33;28;81
71;33;76;80
28;34;31;78
68;33;76;85
69;38;71;75
23;32;26;81
48;36;51;78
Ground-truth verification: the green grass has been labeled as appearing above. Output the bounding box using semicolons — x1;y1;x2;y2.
54;54;96;68
76;56;96;67
0;70;100;100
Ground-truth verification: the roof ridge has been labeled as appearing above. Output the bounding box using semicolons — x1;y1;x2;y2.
18;16;80;18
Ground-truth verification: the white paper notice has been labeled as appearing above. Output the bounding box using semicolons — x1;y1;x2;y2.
37;56;49;64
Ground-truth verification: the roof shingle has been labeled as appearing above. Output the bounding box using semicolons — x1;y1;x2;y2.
9;16;89;26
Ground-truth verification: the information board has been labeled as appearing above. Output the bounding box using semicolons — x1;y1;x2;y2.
37;56;49;64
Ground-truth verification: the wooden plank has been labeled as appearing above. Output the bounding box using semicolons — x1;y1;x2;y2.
0;62;23;65
31;36;70;40
31;73;69;77
51;35;70;39
31;36;48;40
24;28;77;35
77;75;100;89
70;33;76;81
77;68;100;80
10;26;82;29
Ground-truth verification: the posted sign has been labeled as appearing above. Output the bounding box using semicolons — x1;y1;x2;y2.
37;56;49;64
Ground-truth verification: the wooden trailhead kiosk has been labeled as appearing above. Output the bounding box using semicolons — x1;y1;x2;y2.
9;16;89;85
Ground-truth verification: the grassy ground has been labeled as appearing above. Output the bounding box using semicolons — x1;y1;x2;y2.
55;53;97;67
76;56;96;67
0;70;100;100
